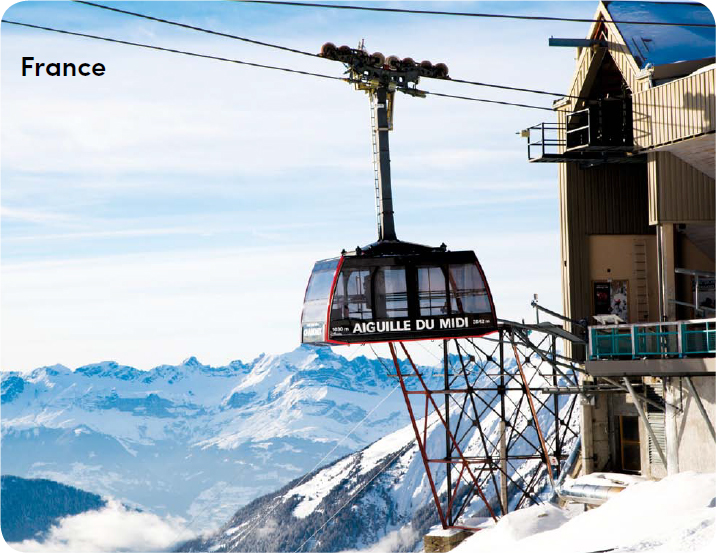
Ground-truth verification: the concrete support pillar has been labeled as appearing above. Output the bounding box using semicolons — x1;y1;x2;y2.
499;420;508;514
664;377;680;475
580;400;595;475
657;224;676;321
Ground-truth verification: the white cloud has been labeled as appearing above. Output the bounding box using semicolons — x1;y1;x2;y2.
254;517;279;539
0;207;73;224
341;525;419;553
8;500;194;552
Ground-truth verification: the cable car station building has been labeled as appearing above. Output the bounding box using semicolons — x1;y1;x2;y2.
527;1;715;480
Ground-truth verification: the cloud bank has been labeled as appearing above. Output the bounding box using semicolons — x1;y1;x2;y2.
8;500;195;552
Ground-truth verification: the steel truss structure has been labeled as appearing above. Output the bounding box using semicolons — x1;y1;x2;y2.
387;322;583;530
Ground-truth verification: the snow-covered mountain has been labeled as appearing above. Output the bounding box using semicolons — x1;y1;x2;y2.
1;346;443;531
179;418;448;552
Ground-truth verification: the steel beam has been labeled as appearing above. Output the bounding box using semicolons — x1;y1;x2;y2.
373;87;396;241
623;377;668;467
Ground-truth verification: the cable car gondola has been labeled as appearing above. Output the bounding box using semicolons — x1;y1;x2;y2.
301;44;498;345
302;240;496;345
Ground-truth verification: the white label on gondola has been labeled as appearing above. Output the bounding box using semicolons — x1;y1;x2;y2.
351;316;471;334
303;324;323;338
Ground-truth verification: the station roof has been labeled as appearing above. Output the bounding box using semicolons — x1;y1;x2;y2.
604;1;715;68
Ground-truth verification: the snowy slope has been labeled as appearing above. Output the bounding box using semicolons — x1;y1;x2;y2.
454;471;716;553
1;346;440;531
179;415;442;552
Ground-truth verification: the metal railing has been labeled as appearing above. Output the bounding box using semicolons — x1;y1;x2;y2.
565;107;591;150
671;268;716;318
589;318;716;360
525;122;565;161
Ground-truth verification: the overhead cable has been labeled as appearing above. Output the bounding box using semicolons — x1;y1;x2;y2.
425;91;552;111
2;19;554;111
73;0;323;58
444;77;584;100
76;0;584;99
238;0;716;28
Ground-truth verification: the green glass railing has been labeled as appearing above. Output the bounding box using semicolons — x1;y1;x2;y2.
589;319;716;360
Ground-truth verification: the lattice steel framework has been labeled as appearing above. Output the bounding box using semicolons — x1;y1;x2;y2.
388;323;582;530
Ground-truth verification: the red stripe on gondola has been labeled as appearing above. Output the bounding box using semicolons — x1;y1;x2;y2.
324;256;345;342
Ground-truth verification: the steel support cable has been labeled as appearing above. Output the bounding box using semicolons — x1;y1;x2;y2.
73;0;323;58
4;18;545;110
79;0;592;101
81;0;698;103
438;76;585;100
1;19;346;81
239;1;716;27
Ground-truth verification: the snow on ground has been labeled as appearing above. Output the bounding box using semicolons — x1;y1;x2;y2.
455;472;716;553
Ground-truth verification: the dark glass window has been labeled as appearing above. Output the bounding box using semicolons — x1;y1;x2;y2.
331;268;373;320
302;259;338;324
418;266;448;316
375;267;408;318
448;264;491;314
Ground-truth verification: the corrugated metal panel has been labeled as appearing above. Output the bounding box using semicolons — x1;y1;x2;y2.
565;163;651;234
648;151;716;224
603;18;641;94
563;27;640;112
561;2;642;112
634;69;716;149
565;47;601;112
559;162;652;358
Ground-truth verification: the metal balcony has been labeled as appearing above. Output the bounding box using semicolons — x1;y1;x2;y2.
589;318;716;360
525;98;644;165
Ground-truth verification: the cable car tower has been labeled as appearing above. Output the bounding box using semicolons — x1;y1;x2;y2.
301;42;582;532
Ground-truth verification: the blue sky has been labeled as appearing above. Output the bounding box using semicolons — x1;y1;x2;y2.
1;1;600;371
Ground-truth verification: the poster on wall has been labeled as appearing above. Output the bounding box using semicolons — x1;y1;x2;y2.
593;282;611;315
610;280;629;322
593;280;629;322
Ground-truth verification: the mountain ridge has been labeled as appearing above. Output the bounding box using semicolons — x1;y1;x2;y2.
1;345;442;532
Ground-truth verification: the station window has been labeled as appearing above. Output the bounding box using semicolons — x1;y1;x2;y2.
332;268;373;320
448;264;491;314
418;266;448;316
375;267;408;318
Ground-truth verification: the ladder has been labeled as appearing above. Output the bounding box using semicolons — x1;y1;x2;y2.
633;239;650;322
370;92;382;238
